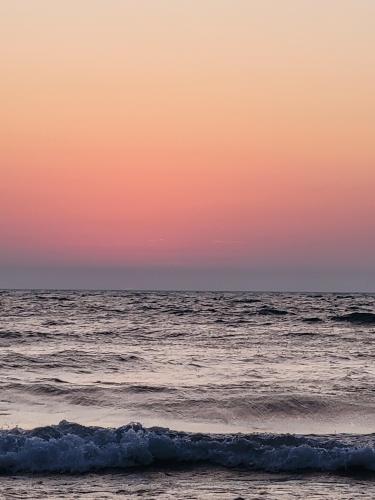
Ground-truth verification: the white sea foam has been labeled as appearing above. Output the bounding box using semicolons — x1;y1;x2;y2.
0;421;374;474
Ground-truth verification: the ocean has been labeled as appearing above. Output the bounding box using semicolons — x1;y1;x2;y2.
1;289;375;498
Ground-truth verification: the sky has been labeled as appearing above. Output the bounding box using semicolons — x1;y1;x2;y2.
1;0;375;291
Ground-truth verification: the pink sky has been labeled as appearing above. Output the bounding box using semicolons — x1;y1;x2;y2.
1;1;374;289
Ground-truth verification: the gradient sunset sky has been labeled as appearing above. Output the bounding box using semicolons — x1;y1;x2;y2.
1;1;375;290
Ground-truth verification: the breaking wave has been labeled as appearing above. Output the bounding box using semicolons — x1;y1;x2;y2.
1;421;375;474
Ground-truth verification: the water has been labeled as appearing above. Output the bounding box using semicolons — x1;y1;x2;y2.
1;290;375;498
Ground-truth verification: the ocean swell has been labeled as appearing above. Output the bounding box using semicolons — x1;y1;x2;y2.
0;421;375;474
332;312;375;324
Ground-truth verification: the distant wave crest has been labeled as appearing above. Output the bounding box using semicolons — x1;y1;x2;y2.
1;421;375;474
332;312;375;324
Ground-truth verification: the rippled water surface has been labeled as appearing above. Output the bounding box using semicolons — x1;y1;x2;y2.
1;290;375;497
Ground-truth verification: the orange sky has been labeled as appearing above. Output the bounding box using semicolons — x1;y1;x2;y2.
1;1;375;288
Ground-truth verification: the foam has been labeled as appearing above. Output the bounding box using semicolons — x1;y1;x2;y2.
0;421;374;473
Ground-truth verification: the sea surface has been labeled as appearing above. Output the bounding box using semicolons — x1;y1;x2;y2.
1;290;375;498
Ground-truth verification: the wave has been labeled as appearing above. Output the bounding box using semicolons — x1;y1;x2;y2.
257;307;289;316
42;320;73;326
0;350;142;370
1;421;375;474
231;298;261;304
4;381;374;422
332;312;375;324
301;317;323;323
